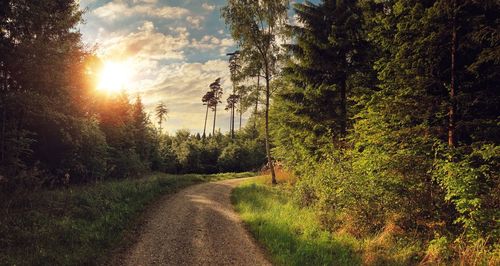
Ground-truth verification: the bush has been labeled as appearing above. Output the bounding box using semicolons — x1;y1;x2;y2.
433;143;500;241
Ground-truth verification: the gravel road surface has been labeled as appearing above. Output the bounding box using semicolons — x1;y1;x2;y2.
116;178;270;266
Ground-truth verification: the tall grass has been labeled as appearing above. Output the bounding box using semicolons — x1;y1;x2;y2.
232;176;361;266
0;172;254;265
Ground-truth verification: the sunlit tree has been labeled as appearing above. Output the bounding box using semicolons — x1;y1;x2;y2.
222;0;289;184
225;94;239;138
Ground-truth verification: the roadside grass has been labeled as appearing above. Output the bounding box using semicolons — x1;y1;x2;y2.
232;175;499;266
0;172;254;265
232;177;362;266
232;174;429;266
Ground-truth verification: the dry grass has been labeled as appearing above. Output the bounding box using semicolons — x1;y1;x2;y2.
361;220;419;266
258;165;297;185
456;239;500;266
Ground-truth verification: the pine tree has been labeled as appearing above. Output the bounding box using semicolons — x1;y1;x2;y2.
155;102;168;134
202;90;214;138
209;78;223;135
281;0;373;141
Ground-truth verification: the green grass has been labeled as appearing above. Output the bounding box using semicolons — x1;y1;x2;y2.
231;179;362;266
0;172;255;265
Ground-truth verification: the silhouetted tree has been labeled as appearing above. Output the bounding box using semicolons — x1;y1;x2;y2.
227;51;241;134
155;102;168;134
209;78;223;135
202;90;215;138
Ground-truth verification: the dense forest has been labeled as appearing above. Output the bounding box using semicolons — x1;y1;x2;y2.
1;0;498;264
222;0;499;262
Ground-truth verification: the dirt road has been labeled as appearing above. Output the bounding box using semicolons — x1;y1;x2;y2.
116;178;270;266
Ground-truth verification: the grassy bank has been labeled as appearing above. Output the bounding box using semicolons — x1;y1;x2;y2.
0;172;254;265
232;175;363;266
232;175;500;266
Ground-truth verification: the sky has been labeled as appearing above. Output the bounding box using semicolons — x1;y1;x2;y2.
78;0;312;135
79;0;241;135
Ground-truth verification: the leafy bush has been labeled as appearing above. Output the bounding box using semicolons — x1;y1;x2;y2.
433;143;500;241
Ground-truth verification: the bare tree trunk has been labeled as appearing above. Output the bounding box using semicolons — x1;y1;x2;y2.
448;0;457;147
213;104;217;136
239;103;242;131
264;68;277;185
203;104;209;138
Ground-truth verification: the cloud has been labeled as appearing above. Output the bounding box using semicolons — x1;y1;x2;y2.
98;21;189;61
190;35;234;51
186;15;204;29
132;0;157;3
201;3;216;11
94;2;189;21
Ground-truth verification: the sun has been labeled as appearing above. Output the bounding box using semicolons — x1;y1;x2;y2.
97;61;133;93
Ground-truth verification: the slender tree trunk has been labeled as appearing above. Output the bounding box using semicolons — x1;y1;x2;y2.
230;105;234;138
203;104;209;138
254;75;260;129
264;67;277;185
448;0;457;147
239;102;242;130
339;75;347;137
213;104;217;135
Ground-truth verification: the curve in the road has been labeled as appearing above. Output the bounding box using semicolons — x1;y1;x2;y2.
116;178;270;266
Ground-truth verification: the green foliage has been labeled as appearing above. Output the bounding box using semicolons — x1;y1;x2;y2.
164;127;267;174
433;144;500;240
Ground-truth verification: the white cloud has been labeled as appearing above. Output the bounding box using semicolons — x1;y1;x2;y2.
190;36;234;51
201;3;216;11
133;0;158;3
98;21;189;61
186;15;204;29
94;2;189;21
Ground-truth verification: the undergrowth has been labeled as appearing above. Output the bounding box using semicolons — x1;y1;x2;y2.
232;175;499;266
